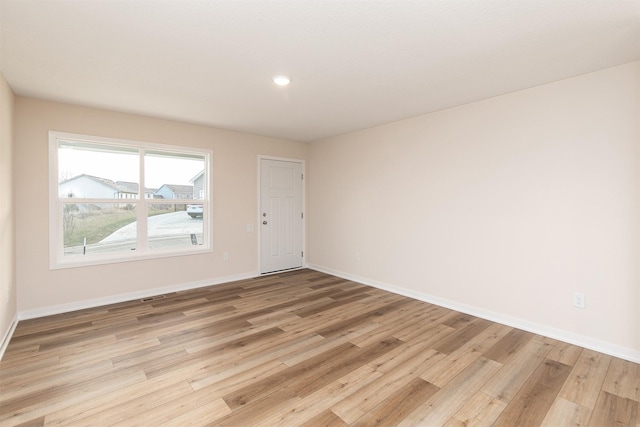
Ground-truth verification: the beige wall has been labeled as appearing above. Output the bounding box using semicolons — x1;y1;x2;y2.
0;72;16;346
14;97;308;313
308;62;640;357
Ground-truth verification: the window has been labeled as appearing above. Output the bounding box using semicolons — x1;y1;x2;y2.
49;131;211;269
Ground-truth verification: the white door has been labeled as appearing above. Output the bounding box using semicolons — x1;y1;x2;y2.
260;159;303;274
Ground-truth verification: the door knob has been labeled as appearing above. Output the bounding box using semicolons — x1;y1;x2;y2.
263;221;268;225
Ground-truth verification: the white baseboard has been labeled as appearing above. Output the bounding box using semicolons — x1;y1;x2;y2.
18;271;259;321
307;264;640;364
0;315;19;361
12;265;640;364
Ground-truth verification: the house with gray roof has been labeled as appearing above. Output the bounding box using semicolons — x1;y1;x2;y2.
190;170;205;200
58;174;156;209
154;184;193;200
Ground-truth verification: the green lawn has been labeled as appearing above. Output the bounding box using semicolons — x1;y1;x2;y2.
64;208;173;247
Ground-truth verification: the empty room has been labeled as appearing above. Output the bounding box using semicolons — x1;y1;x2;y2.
1;0;639;426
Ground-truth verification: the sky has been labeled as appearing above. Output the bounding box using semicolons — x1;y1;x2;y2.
59;147;204;189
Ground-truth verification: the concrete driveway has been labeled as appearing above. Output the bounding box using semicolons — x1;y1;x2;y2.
101;211;202;243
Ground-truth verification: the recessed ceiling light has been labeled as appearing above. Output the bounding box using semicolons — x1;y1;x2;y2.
272;75;291;86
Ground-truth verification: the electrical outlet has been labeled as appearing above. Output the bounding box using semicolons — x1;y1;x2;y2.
355;251;361;262
573;292;585;309
223;251;229;262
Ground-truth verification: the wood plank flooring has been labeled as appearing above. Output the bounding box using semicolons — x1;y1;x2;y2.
1;269;638;426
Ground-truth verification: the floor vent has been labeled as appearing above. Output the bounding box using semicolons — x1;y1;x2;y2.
140;295;166;302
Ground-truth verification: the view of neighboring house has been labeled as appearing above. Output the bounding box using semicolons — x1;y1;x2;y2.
190;170;205;199
115;181;157;199
154;184;193;199
59;174;157;208
60;173;194;207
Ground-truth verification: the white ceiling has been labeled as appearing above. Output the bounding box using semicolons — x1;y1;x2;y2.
1;0;639;142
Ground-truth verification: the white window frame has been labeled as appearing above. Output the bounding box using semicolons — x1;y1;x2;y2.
49;131;212;269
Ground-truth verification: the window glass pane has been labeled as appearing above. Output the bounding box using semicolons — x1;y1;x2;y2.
62;203;137;256
51;131;211;269
147;203;204;250
58;140;139;199
145;151;204;200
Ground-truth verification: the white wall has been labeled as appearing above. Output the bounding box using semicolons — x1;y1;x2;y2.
308;62;640;361
0;71;17;353
14;97;308;314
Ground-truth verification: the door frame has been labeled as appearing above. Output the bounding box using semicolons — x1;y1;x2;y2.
257;155;306;275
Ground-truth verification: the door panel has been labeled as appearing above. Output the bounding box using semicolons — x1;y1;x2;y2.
260;159;303;274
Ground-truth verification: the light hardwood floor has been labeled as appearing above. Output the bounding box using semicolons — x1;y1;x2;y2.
1;269;638;426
